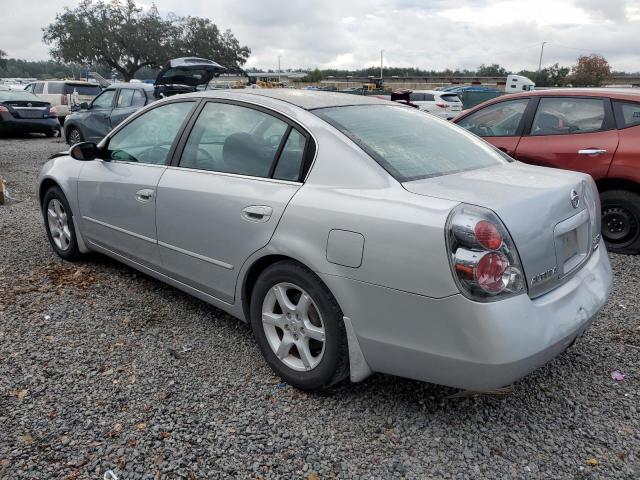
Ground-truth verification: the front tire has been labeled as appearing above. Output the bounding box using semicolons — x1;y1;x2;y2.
601;190;640;255
66;126;83;146
250;261;349;391
42;186;81;261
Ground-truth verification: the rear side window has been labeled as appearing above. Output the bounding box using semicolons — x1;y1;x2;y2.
612;101;640;129
34;83;44;94
131;89;147;107
64;84;101;95
315;105;508;182
409;93;435;102
47;83;64;94
457;99;529;137
531;97;606;136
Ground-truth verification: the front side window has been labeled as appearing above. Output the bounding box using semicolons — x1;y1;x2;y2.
612;101;640;129
531;97;606;136
315;105;509;182
92;90;116;109
179;102;295;178
457;99;529;137
107;101;194;165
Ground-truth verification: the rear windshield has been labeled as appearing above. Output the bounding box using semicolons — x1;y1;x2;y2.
0;90;43;102
314;105;509;181
440;94;461;102
64;84;101;95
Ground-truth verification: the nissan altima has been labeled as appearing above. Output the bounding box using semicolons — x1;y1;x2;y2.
37;90;612;391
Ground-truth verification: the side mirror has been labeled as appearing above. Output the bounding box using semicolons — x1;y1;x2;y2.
69;142;100;161
79;102;89;110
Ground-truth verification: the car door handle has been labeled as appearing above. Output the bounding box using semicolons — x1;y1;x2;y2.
135;189;155;203
242;205;273;222
578;149;607;156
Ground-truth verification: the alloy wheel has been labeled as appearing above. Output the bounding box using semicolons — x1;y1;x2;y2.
68;129;81;145
47;199;72;251
261;282;326;372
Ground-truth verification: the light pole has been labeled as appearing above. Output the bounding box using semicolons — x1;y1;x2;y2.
277;55;281;83
538;42;547;71
380;49;384;80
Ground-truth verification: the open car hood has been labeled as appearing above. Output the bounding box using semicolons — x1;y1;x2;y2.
154;57;226;97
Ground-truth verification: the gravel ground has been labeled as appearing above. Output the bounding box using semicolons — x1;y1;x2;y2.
0;135;638;479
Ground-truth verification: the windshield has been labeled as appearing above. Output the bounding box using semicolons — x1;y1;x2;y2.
314;105;509;181
0;90;43;102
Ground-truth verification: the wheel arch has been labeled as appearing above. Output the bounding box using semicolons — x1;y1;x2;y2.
39;177;61;206
596;177;640;195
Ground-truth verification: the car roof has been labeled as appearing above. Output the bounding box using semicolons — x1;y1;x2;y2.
199;89;390;110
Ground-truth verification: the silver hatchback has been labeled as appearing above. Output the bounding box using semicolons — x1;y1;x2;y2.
38;90;612;391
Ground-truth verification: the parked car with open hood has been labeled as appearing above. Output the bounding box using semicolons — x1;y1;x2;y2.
0;88;60;137
63;57;225;145
24;80;102;123
454;88;640;254
38;90;611;392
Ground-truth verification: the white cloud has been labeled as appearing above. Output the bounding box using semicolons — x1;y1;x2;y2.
1;0;639;72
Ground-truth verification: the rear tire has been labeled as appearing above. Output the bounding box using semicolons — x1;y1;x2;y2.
66;126;83;146
601;190;640;255
250;261;350;391
42;186;81;261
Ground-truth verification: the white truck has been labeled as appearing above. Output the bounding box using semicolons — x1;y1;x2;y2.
505;74;535;93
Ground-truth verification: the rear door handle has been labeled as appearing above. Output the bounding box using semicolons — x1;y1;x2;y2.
135;189;155;203
578;149;607;156
242;205;273;222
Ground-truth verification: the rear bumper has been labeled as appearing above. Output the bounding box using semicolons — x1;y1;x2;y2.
321;241;612;390
0;116;60;134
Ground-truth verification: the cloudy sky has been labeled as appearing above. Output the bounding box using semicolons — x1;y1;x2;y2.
2;0;639;72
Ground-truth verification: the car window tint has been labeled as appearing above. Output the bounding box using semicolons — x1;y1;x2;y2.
131;89;147;107
531;97;605;136
34;83;44;94
116;89;134;108
273;129;307;181
47;83;64;94
409;93;425;102
612;101;640;129
315;105;508;182
440;94;461;103
64;84;101;95
457;99;529;137
179;102;289;177
92;90;116;109
107;102;194;165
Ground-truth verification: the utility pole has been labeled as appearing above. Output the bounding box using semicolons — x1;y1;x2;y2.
278;56;281;83
380;49;384;80
538;42;547;71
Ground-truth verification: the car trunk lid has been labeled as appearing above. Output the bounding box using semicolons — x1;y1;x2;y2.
403;162;600;298
2;100;50;119
154;57;226;98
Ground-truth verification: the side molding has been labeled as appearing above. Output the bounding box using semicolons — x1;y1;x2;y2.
343;316;373;382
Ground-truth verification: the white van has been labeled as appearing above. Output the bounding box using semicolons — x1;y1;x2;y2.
24;81;102;123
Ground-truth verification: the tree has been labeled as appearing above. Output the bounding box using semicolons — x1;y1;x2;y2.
0;49;6;69
518;63;570;87
43;0;250;81
570;54;611;87
303;68;323;82
476;64;509;77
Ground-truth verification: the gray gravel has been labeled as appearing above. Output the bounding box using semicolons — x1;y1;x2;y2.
1;134;639;479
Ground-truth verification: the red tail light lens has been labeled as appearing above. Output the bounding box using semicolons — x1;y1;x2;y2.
49;106;58;117
0;105;8;113
61;95;68;105
446;204;525;301
435;102;447;108
474;220;502;249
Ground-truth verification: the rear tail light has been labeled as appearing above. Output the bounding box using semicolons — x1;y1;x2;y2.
49;106;58;118
0;105;8;113
446;204;525;301
61;95;68;105
435;102;448;108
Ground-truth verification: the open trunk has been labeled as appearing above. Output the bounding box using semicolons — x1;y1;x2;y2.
403;162;600;298
154;57;226;98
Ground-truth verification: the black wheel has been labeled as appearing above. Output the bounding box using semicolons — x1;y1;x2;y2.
601;190;640;255
66;126;83;146
45;129;57;138
250;261;350;391
42;186;81;261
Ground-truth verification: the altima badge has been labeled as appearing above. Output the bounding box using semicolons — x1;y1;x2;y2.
570;189;580;209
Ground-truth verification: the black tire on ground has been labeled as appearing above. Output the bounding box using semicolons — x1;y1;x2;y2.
42;186;81;261
250;260;350;391
600;189;640;255
45;129;56;137
66;126;83;146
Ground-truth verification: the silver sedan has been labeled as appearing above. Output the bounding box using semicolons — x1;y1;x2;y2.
38;90;612;391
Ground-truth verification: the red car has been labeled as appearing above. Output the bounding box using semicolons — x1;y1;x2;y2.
454;89;640;254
